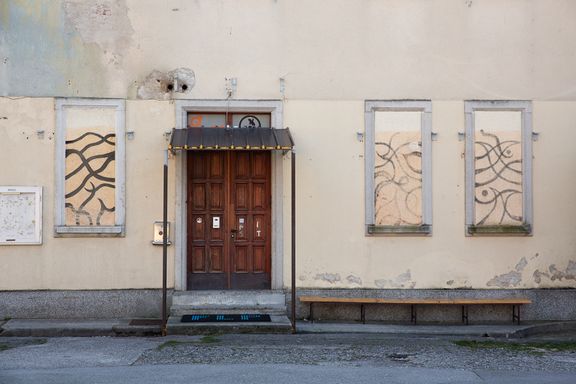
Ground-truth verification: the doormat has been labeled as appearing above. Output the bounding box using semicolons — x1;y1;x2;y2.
181;314;271;323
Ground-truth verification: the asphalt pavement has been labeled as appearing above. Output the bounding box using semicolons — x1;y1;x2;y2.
1;332;576;383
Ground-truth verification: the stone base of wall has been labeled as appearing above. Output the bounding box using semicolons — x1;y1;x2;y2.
0;289;171;319
288;289;576;323
2;288;575;323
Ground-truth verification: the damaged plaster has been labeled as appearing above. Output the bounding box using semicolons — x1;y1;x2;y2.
1;0;110;96
346;275;362;286
375;270;416;289
137;68;196;100
63;0;134;66
486;257;527;288
314;273;341;284
533;261;576;284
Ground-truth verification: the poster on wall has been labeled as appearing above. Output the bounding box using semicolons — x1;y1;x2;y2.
0;186;42;245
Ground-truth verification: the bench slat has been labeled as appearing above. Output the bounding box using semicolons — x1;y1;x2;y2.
299;296;531;305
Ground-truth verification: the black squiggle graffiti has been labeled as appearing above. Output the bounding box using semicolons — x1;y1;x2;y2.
65;132;116;226
475;130;522;225
374;133;422;225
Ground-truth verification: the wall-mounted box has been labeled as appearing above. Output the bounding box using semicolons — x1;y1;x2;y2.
0;186;42;245
152;221;171;245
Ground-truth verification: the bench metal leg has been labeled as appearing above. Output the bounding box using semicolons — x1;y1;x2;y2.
309;302;314;323
462;305;469;325
512;305;521;325
361;304;366;324
411;305;417;324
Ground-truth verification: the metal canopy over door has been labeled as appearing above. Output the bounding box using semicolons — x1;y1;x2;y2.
187;151;272;290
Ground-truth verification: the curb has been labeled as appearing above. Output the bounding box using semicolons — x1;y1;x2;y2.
510;321;576;338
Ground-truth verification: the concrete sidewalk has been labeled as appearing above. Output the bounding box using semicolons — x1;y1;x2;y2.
2;318;576;338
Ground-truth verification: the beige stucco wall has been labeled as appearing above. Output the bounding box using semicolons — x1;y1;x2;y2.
1;1;575;290
284;100;576;289
2;0;576;101
0;98;176;290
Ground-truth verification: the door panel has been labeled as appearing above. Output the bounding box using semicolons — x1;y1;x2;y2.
229;151;271;289
187;150;271;290
187;152;227;289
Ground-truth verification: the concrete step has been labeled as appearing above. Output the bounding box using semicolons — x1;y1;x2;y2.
170;308;287;317
168;290;290;334
171;290;287;311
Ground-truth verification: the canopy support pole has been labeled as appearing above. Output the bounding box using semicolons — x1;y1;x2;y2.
162;150;168;336
291;150;296;333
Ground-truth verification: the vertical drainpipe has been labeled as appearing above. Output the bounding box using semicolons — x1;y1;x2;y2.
162;150;169;336
291;150;296;333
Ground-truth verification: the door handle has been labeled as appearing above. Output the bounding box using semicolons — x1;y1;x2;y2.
230;229;237;239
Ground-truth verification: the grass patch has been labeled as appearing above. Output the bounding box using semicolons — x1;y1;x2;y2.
199;334;221;344
157;335;221;350
454;340;576;355
157;340;190;351
0;343;11;352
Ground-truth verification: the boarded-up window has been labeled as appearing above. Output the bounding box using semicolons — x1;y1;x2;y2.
374;111;423;226
65;107;116;226
365;101;432;235
465;101;532;235
55;99;125;236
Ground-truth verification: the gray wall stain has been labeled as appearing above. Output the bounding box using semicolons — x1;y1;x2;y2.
486;257;527;288
346;275;362;286
533;261;576;284
314;273;341;284
375;270;416;289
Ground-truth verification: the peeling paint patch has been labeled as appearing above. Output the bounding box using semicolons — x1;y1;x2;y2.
533;261;576;284
487;271;521;288
346;275;362;285
533;270;549;284
549;261;576;281
314;273;341;284
375;270;415;288
63;0;134;65
487;257;527;288
514;257;528;272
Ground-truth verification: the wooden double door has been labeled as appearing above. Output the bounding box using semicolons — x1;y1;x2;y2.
187;151;272;290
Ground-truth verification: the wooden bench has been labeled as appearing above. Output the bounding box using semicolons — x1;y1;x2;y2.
299;296;532;325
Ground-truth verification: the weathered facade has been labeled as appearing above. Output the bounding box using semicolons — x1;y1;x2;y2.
1;0;576;323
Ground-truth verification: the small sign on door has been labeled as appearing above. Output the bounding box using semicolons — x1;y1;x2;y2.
212;216;220;229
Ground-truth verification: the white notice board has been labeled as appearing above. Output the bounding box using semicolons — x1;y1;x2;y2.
0;186;42;245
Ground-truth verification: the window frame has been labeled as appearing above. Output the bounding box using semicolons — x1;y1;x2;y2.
364;100;433;235
464;100;533;236
54;98;126;237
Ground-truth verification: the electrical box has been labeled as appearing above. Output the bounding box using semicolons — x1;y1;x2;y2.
152;221;171;245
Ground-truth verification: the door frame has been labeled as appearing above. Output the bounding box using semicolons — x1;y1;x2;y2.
174;100;285;290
